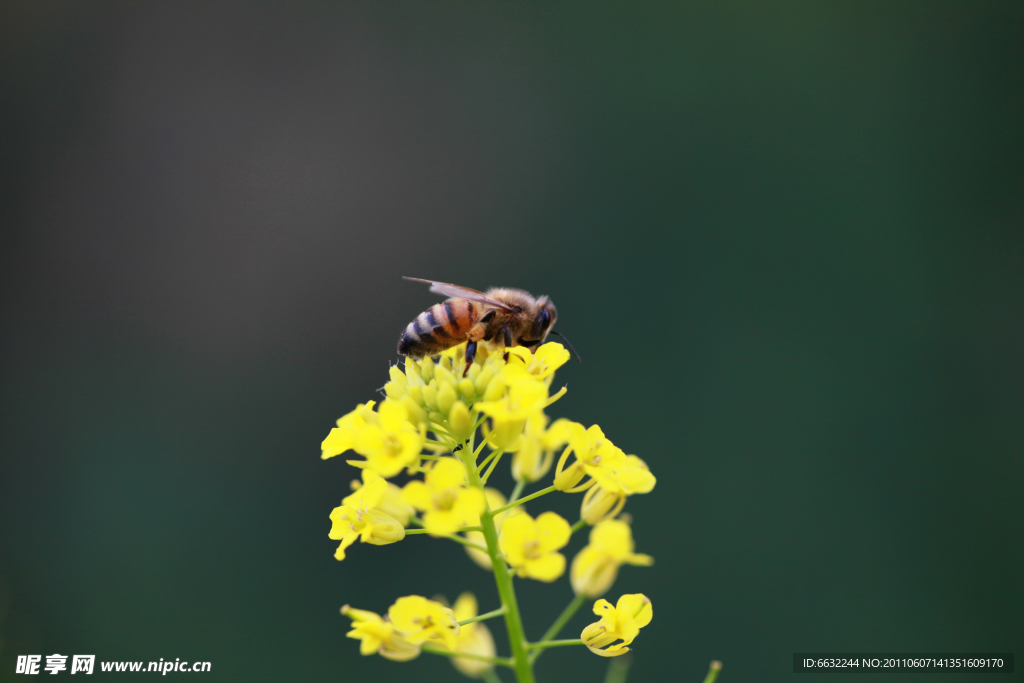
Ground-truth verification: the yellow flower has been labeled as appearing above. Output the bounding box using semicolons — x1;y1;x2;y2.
347;469;415;526
440;593;497;678
341;605;420;661
571;519;653;597
587;453;656;498
476;368;548;450
525;342;570;381
581;594;653;657
510;416;574;483
329;477;406;561
464;488;525;570
579;455;653;523
401;458;486;535
579;484;626;525
388;595;460;649
553;424;656;498
348;400;424;477
499;511;571;582
321;401;376;459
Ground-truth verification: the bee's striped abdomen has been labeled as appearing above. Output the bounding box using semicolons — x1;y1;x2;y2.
397;299;477;357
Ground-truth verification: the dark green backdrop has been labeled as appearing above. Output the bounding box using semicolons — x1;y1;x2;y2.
1;2;1021;682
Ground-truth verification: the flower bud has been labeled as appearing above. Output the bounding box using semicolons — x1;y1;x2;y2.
403;360;422;385
435;363;457;389
448;400;472;443
418;356;435;381
437;382;457;415
473;365;496;395
458;378;476;402
422;384;439;411
400;396;426;428
389;365;408;388
384;381;405;400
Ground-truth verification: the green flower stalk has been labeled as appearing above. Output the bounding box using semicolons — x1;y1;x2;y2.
320;340;665;682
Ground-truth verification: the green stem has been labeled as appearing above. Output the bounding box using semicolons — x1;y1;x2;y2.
604;656;631;683
508;479;527;506
481;449;505;483
407;517;488;552
421;644;513;667
476;448;501;474
405;526;480;535
460;446;535;683
482;668;504;683
702;661;723;683
491;486;557;516
429;423;455;438
436;533;488;553
570;518;588;535
458;605;507;626
471;411;488;434
529;592;587;664
526;639;583;650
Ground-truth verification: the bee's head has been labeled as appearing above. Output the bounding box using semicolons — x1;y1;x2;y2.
532;296;558;340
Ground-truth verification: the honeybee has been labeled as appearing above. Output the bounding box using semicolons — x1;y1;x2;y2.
398;277;579;375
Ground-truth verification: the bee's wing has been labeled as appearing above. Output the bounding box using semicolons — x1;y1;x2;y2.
403;277;514;312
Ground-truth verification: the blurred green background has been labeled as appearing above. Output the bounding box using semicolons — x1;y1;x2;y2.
1;2;1021;682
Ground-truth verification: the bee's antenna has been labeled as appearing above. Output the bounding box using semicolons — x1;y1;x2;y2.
549;330;581;363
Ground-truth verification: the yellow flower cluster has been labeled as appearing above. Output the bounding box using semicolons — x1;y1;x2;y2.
320;339;660;680
343;592;499;677
342;595;460;659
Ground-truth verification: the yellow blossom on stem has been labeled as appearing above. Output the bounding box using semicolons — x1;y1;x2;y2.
553;424;656;499
578;455;653;524
579;484;626;525
321;401;376;459
401;458;486;535
499;511;571;582
439;592;497;678
342;399;424;477
524;342;571;381
321;334;668;679
341;605;420;661
476;369;549;450
511;416;574;483
388;595;461;649
571;519;654;597
329;477;406;561
581;594;653;657
347;469;415;526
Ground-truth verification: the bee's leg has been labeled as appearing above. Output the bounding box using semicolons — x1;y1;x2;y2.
501;327;512;362
463;341;478;377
